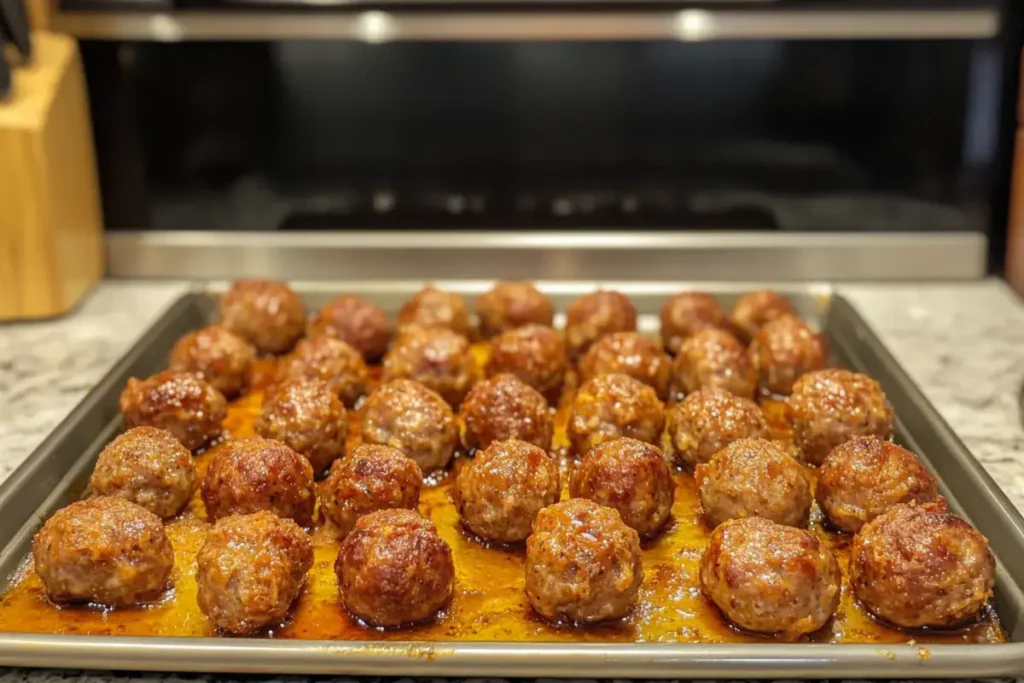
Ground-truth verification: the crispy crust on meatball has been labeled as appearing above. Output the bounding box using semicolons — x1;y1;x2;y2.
565;290;638;360
255;379;347;477
659;292;730;356
397;286;473;337
321;445;423;539
169;325;255;398
476;281;554;338
309;295;392;361
663;388;769;469
219;280;306;355
486;324;567;404
275;336;369;408
730;290;795;343
460;374;552;452
749;314;828;396
580;332;671;399
672;328;756;400
361;379;458;473
568;374;665;457
119;370;227;451
383;327;475;406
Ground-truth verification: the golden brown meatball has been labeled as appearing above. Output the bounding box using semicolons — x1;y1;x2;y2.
335;509;454;627
476;281;554;338
382;327;475;406
486;324;567;404
568;374;665;457
525;498;643;624
32;497;173;607
201;436;316;525
255;379;346;477
850;502;994;629
571;437;674;538
309;295;391;361
730;290;795;343
564;290;637;360
361;379;458;473
663;388;769;469
88;426;195;519
219;279;306;355
695;438;811;528
320;445;423;539
749;314;828;396
119;370;227;451
453;438;561;544
659;292;729;356
701;516;840;637
168;325;255;398
460;374;552;452
788;369;894;465
672;328;756;400
397;286;473;337
275;336;369;408
579;332;671;399
196;511;313;635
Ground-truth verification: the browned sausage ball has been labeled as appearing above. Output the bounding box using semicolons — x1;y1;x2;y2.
788;369;894;466
383;327;475;406
453;438;561;544
196;511;313;635
659;292;729;356
730;290;795;343
564;290;638;360
476;281;554;338
361;379;458;473
749;314;828;396
663;388;769;469
335;509;454;627
88;426;195;519
850;502;994;628
579;332;671;399
672;328;756;400
219;279;306;355
32;497;173;606
701;516;841;637
568;374;665;457
201;436;316;525
525;498;643;624
695;438;811;528
486;324;567;404
309;295;391;361
816;437;940;533
397;286;473;337
460;373;552;452
275;335;369;408
255;379;346;477
320;444;423;539
570;437;674;538
168;325;255;398
119;370;227;451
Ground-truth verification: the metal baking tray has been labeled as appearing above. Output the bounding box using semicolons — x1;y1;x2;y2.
1;281;1024;678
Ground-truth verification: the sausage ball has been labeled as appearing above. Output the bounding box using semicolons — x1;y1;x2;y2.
88;426;195;519
397;286;473;337
201;436;316;525
453;438;561;544
275;335;369;408
660;292;730;356
701;516;841;637
335;509;455;627
672;328;756;400
309;295;391;361
486;324;567;404
255;379;346;477
219;279;306;355
383;327;475;406
119;370;227;451
32;497;173;606
663;388;769;469
695;438;811;528
789;369;895;466
361;379;458;473
568;374;665;457
168;325;255;398
564;290;638;360
850;502;994;628
749;314;828;396
571;437;674;538
579;332;671;399
321;445;423;539
460;373;552;452
525;498;643;624
476;281;554;338
196;511;313;635
730;289;795;342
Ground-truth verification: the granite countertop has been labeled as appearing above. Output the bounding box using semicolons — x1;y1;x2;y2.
1;278;1023;683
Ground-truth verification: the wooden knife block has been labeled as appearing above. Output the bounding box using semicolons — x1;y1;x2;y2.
0;32;104;320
